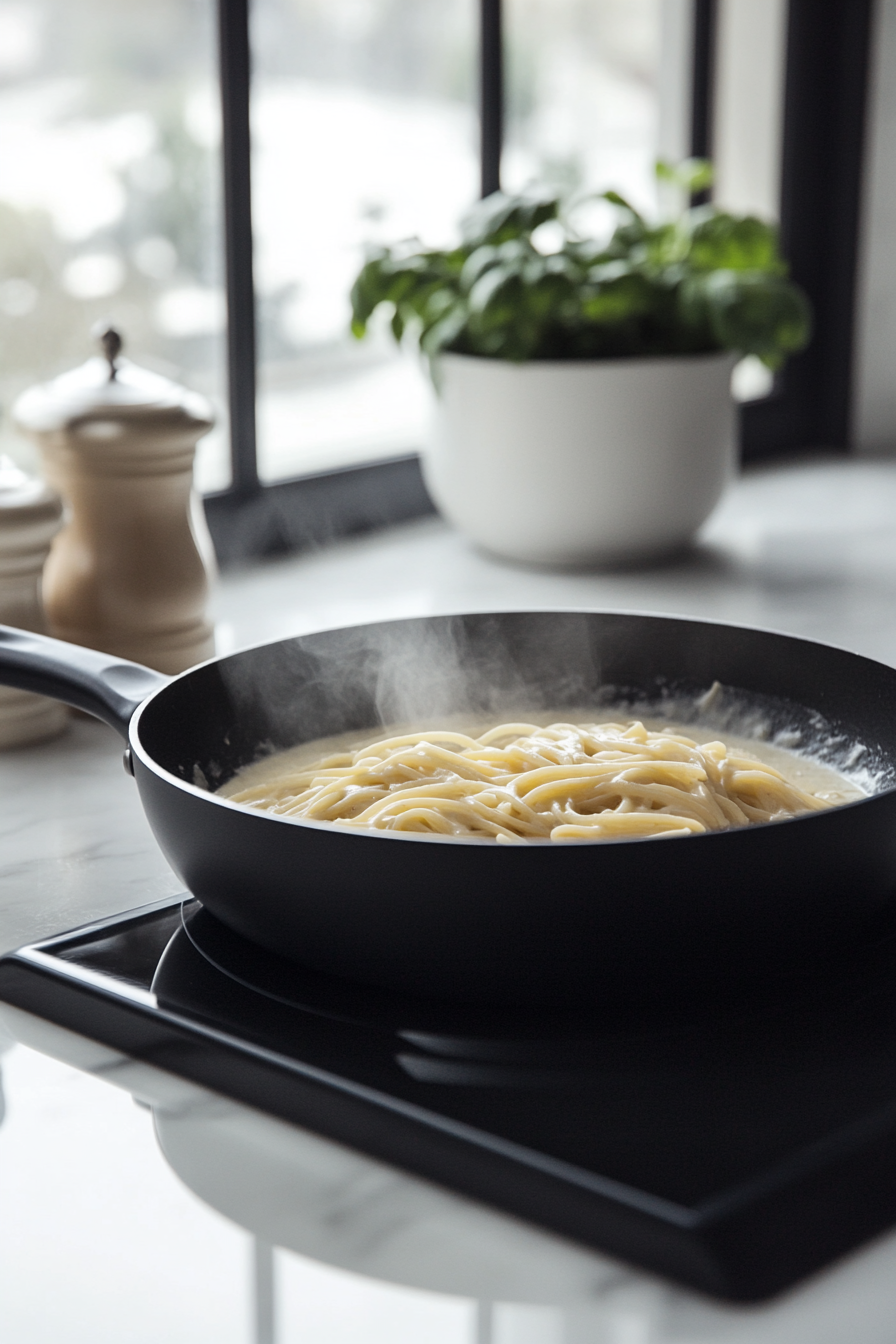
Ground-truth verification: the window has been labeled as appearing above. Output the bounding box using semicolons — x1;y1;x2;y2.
503;0;663;208
714;0;874;460
0;0;228;492
250;0;479;486
248;0;675;487
0;0;878;558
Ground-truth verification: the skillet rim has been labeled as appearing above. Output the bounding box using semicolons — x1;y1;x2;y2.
126;606;896;847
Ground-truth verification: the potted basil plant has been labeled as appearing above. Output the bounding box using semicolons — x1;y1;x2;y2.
350;161;811;565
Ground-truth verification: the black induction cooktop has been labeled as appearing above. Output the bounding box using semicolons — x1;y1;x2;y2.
3;894;896;1303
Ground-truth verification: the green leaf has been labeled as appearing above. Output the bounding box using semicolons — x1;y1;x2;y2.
461;192;559;247
688;214;784;274
642;219;690;267
602;217;649;260
601;189;644;224
586;259;631;284
421;303;469;358
467;264;521;320
694;270;812;364
526;268;576;320
349;253;390;327
580;271;655;323
466;267;545;358
656;157;714;195
420;287;457;324
459;244;499;293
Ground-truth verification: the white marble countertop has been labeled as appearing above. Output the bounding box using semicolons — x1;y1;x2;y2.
3;455;896;1341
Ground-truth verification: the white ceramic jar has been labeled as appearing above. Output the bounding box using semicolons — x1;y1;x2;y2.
423;351;737;566
0;458;67;748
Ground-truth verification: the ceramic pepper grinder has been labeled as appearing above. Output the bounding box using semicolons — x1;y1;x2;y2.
13;327;216;675
0;456;67;747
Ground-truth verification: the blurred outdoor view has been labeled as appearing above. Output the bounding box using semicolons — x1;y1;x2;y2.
0;0;664;492
0;0;228;489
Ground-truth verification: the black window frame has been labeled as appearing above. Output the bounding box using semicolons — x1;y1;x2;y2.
205;0;875;564
738;0;874;461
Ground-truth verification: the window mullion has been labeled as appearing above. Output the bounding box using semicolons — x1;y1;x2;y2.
480;0;504;197
217;0;260;496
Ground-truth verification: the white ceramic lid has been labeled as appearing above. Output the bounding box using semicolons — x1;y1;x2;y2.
12;327;214;437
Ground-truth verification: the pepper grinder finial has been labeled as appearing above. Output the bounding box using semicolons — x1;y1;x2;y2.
92;323;123;381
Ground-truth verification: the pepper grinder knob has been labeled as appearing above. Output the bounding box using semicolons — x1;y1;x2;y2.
92;322;123;380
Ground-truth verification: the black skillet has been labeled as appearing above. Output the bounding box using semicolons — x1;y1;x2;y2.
1;610;895;1008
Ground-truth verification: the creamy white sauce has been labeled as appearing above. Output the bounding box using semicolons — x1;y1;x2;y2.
218;715;866;809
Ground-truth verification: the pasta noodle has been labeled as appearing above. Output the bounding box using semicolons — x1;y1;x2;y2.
219;719;851;842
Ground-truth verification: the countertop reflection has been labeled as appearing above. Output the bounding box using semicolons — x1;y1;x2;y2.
3;1006;896;1343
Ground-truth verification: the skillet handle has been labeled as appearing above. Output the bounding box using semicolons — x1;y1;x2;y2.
0;625;170;740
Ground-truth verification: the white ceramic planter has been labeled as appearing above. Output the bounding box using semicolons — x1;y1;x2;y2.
424;351;737;565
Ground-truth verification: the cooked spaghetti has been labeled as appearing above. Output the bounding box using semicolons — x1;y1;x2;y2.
218;719;848;842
